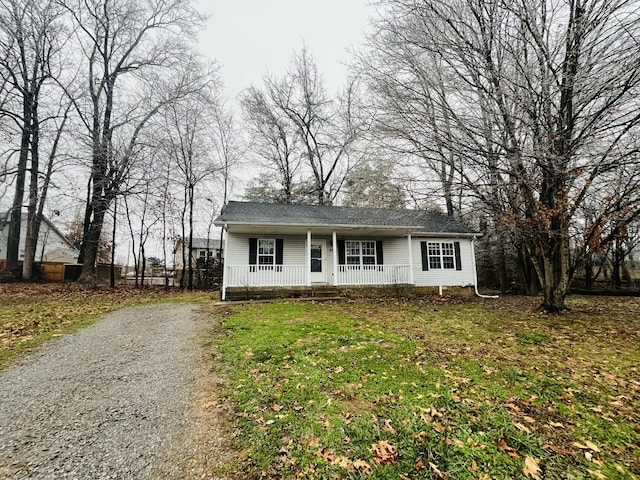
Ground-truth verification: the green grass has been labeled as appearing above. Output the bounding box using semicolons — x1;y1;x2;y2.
207;296;640;479
0;283;212;370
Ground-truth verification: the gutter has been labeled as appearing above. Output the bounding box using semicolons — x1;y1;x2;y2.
214;220;478;238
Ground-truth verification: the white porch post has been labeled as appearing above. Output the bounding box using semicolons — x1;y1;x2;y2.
332;231;338;286
407;233;414;285
306;230;312;286
221;226;228;300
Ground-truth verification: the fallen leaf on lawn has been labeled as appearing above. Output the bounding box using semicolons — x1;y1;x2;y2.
548;421;565;428
523;456;541;480
445;437;465;448
265;419;275;425
507;403;521;413
547;444;573;456
468;459;478;473
584;441;600;452
332;456;351;469
352;459;371;474
413;457;425;471
514;422;532;434
271;404;283;411
497;439;521;458
382;418;397;434
316;448;335;463
573;441;600;452
429;461;448;479
307;436;320;447
334;366;345;373
371;440;398;464
588;469;606;479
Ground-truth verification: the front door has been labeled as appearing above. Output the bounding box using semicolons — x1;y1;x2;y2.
310;240;326;283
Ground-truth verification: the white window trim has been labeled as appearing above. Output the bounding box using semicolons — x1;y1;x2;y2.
345;240;377;266
427;241;456;270
258;238;276;266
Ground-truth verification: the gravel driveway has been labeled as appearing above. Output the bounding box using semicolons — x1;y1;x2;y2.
0;303;205;479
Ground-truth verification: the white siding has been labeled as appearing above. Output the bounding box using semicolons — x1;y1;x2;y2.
225;233;307;267
411;237;475;286
0;218;78;262
380;237;409;265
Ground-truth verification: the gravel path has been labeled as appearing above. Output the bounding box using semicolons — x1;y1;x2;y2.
0;303;204;479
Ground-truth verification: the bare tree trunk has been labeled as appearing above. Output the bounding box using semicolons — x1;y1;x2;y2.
188;184;194;290
5;108;31;272
110;198;117;288
22;114;40;280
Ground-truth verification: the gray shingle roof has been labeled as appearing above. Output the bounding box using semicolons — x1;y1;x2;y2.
215;201;476;235
190;238;222;250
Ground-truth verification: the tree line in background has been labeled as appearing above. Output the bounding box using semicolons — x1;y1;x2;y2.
2;0;640;311
0;0;239;289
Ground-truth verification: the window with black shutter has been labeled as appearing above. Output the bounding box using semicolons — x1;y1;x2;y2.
420;241;462;271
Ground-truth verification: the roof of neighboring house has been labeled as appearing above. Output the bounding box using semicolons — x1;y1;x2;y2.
0;211;78;251
191;238;222;250
214;201;477;235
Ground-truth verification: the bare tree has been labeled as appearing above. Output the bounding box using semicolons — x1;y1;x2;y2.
242;48;364;205
22;100;71;280
240;86;300;203
158;89;219;289
210;98;243;267
364;0;640;311
60;0;208;283
0;0;65;275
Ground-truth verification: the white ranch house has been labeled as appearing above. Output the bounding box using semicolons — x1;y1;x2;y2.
214;201;481;301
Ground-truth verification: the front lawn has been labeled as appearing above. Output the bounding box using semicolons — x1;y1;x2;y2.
209;296;640;479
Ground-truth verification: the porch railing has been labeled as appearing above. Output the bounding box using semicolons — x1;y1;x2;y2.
336;264;412;285
226;265;307;287
225;264;413;288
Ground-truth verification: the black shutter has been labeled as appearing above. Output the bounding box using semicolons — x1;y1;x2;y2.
454;241;462;270
249;238;257;264
338;239;345;265
276;238;284;265
421;241;429;271
376;240;384;265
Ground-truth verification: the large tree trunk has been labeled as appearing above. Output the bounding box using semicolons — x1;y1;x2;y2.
536;213;571;312
78;199;109;283
22;110;41;281
5;102;32;272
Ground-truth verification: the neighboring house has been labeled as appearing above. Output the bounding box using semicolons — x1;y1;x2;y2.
0;212;79;264
173;237;223;270
214;201;481;300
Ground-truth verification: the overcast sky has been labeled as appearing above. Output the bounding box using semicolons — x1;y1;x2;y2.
196;0;375;99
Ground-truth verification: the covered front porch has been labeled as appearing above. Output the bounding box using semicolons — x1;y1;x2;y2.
221;228;416;300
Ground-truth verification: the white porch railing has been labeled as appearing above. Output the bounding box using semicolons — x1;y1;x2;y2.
225;264;413;288
226;265;307;287
336;264;412;285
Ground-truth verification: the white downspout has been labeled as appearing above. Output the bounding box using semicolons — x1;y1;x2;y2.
471;236;499;299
